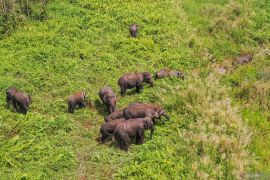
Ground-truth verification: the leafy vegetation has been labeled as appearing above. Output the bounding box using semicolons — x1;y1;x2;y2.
0;0;48;37
0;0;269;179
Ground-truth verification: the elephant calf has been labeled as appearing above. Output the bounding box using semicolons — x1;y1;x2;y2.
129;24;138;37
99;86;117;114
104;102;144;122
100;119;124;143
123;103;169;123
118;72;153;95
104;109;124;122
67;91;87;113
233;54;253;66
155;68;184;79
6;87;31;115
114;117;154;151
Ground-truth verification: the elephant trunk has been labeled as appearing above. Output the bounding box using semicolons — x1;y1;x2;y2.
162;112;170;120
149;126;154;139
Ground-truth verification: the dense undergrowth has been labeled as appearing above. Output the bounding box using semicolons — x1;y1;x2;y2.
0;0;269;179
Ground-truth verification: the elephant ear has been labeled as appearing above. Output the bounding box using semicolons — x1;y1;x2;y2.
144;119;153;128
144;120;150;128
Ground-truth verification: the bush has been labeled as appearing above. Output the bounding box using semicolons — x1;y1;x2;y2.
0;0;48;38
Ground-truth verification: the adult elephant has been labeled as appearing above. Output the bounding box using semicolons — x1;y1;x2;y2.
118;72;153;95
114;117;154;151
123;103;169;123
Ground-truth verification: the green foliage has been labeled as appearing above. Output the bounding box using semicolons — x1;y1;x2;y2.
0;0;48;38
116;75;252;179
0;0;269;179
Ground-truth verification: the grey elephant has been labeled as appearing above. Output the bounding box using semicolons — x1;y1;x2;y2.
6;87;31;114
123;103;169;123
100;119;124;143
114;117;154;151
104;109;124;122
155;68;184;79
99;86;117;114
67;91;87;113
232;54;253;66
118;72;153;95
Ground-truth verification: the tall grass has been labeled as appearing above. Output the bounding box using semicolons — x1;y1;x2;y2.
116;74;252;179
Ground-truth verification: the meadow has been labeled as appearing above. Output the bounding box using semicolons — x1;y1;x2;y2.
0;0;269;179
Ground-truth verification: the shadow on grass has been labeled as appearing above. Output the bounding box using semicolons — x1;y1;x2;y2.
94;99;109;117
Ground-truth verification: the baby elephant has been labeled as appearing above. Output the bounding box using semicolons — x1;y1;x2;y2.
100;119;124;143
67;91;87;113
6;87;31;114
123;103;169;123
99;86;117;113
232;54;253;66
104;102;144;122
104;109;124;122
129;24;138;37
118;72;153;95
115;117;154;151
155;68;184;79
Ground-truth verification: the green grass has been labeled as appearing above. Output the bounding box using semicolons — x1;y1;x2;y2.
0;0;269;179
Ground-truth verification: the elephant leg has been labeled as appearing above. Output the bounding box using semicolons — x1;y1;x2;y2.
107;104;112;114
136;82;142;93
6;97;11;109
136;133;140;145
120;134;130;151
120;86;126;95
101;133;109;144
17;102;27;114
138;129;145;144
12;100;19;112
68;103;74;113
21;107;27;115
22;104;28;115
79;102;86;108
115;133;122;146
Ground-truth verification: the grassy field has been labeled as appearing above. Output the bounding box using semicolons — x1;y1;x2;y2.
0;0;269;179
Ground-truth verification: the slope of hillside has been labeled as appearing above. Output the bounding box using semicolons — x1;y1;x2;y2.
0;0;269;179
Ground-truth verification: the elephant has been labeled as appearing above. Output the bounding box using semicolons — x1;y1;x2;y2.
99;86;117;114
233;54;253;66
155;68;184;79
118;72;153;95
100;119;124;143
123;103;169;123
104;109;124;122
6;87;31;114
129;24;138;37
104;102;144;122
67;91;87;113
114;117;154;151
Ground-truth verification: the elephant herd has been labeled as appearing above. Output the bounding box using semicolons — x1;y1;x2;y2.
5;67;183;151
5;24;185;151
